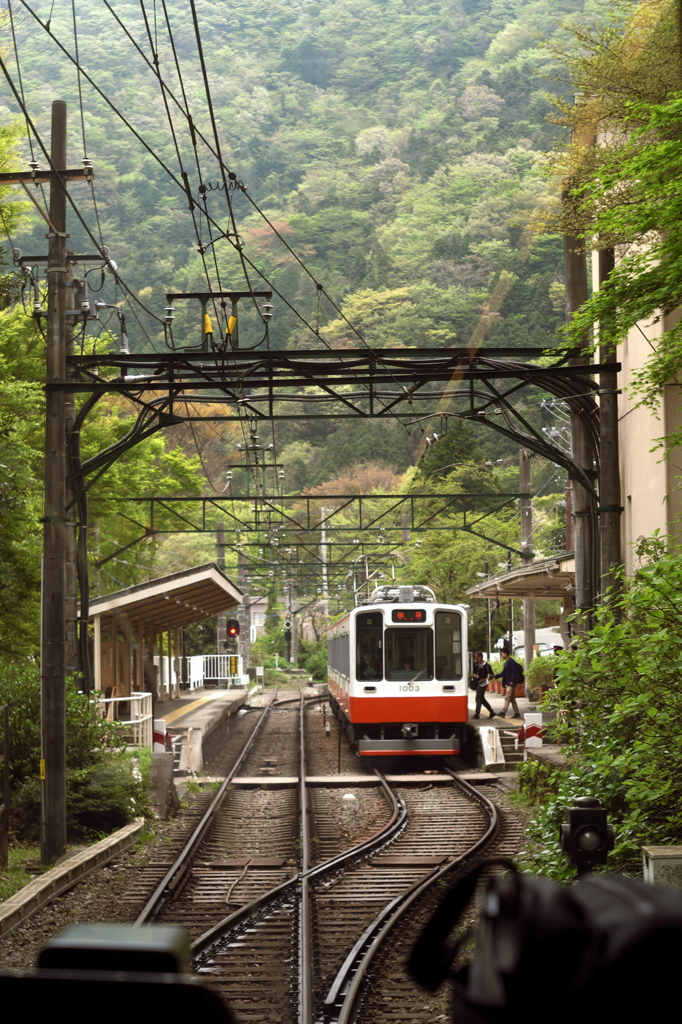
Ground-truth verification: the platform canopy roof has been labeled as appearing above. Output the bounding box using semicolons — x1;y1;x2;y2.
88;562;243;630
465;554;575;601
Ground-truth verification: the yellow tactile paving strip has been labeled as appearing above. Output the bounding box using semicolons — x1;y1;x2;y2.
163;690;231;725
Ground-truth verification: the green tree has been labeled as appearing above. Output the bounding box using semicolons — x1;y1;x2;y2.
563;94;682;441
546;0;682;436
0;302;203;650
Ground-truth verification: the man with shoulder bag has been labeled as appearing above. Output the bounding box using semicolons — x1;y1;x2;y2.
493;647;521;719
472;651;496;720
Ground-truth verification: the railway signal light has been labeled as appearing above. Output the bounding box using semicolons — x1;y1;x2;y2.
227;618;240;637
560;796;614;873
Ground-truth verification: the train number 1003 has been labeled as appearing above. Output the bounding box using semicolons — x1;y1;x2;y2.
399;684;420;692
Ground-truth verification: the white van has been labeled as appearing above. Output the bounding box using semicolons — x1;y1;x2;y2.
495;628;563;660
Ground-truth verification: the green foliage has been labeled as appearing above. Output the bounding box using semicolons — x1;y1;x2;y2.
0;658;127;790
0;843;42;903
14;753;150;842
517;757;562;805
250;625;286;668
525;653;557;699
0;300;203;645
0;657;149;841
548;0;682;443
563;92;682;440
298;637;328;681
521;536;682;880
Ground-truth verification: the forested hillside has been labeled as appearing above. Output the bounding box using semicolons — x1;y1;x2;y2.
5;0;578;356
0;0;598;639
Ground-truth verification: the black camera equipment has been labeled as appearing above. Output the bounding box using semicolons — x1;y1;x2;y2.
409;858;682;1022
410;796;682;1022
0;924;236;1023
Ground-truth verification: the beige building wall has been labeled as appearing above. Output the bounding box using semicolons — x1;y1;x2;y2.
616;310;682;573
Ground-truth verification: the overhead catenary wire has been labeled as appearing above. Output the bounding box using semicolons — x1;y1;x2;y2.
20;0;408;471
16;0;346;374
69;0;402;414
5;3;518;574
0;53;163;351
101;0;374;350
136;0;226;340
7;0;49;212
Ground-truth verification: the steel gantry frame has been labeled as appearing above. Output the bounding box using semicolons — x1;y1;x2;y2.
61;346;606;504
61;345;611;667
59;344;610;614
97;491;531;595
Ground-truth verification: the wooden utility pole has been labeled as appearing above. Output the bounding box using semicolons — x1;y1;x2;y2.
64;255;78;679
0;108;99;860
598;247;623;600
41;101;69;862
519;449;535;671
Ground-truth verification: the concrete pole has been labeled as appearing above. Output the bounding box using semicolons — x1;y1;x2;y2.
598;247;623;601
564;188;595;634
520;449;535;672
41;100;68;863
320;508;330;620
216;521;226;653
237;548;251;669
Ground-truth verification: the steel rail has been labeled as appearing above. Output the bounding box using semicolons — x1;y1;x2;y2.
134;692;277;925
299;694;313;1024
191;769;405;959
326;773;499;1024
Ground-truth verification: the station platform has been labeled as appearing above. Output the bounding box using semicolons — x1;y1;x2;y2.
466;687;536;728
155;687;249;774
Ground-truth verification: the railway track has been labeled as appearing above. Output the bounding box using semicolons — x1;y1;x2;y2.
125;691;521;1024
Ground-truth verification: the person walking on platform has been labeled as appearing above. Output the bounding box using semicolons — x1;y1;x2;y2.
494;647;521;718
472;651;496;719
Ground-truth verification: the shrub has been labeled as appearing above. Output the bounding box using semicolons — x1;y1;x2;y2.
0;657;149;842
12;754;150;841
526;654;557;700
0;659;125;789
520;535;682;880
250;626;286;668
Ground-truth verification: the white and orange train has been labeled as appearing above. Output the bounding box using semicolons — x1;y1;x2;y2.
327;584;468;757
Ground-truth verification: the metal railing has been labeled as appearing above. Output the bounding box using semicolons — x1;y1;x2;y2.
91;691;154;749
187;654;244;688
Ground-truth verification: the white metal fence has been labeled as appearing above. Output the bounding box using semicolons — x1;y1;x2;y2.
91;691;154;749
187;654;245;689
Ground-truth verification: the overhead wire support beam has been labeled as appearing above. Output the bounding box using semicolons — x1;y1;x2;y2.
60;348;609;398
0;167;94;184
114;492;530;532
94;492;531;568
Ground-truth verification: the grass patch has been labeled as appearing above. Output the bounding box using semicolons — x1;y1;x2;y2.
0;844;43;902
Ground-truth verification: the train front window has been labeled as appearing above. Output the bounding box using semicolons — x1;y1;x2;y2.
435;611;462;679
384;628;434;680
356;611;383;680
